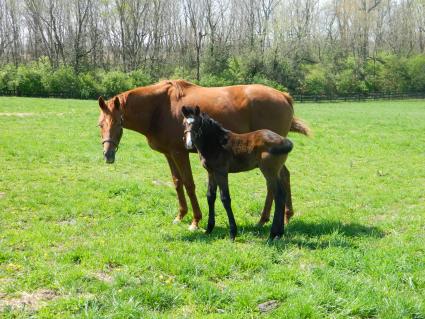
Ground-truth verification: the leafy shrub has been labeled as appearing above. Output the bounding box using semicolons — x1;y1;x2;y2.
47;66;80;97
251;74;287;92
79;72;104;99
16;64;47;96
0;64;18;91
101;71;134;97
406;55;425;92
301;64;331;95
129;70;152;87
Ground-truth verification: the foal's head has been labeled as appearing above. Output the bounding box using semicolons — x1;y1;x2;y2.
182;106;228;152
98;96;124;164
181;105;201;150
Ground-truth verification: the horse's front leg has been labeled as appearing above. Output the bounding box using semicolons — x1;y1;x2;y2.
171;152;202;230
206;172;217;234
165;154;188;224
215;172;237;240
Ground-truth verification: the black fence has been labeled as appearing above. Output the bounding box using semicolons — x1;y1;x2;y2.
293;91;425;102
0;89;425;102
0;89;98;100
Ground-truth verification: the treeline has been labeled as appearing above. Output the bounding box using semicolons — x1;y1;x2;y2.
1;53;425;98
0;0;425;97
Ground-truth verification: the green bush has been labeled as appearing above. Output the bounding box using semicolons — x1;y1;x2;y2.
79;72;104;99
301;63;335;95
16;64;47;96
101;71;134;97
406;55;425;92
251;74;287;92
47;66;80;97
130;70;152;87
0;64;18;91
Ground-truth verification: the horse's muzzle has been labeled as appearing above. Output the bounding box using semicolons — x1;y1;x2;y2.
104;150;115;164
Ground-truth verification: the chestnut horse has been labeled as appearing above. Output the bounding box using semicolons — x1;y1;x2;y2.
97;80;310;230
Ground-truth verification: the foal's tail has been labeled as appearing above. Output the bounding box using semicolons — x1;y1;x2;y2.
269;139;294;155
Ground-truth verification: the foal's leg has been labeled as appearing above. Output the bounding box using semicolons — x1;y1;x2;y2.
206;172;217;234
165;155;188;224
215;173;237;240
171;152;202;230
269;178;286;239
280;165;294;225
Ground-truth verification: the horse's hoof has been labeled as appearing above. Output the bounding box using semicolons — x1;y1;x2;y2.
173;217;182;224
188;223;199;231
284;211;294;225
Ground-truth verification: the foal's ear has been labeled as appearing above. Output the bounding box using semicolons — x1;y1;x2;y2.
113;96;121;111
181;106;191;118
98;96;108;112
195;105;200;116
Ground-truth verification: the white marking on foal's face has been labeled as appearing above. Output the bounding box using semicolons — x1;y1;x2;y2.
185;117;195;149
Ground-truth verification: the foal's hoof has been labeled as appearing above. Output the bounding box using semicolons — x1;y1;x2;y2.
188;222;199;231
256;217;270;227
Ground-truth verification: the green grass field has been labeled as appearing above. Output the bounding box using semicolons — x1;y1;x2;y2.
0;97;424;318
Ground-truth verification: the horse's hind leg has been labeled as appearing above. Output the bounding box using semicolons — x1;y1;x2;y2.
166;154;188;224
280;165;294;224
257;188;273;226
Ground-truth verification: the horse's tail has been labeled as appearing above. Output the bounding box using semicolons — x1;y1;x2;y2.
282;91;311;137
290;116;311;136
269;139;294;155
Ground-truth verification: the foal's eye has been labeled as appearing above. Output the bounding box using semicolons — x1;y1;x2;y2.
98;123;103;128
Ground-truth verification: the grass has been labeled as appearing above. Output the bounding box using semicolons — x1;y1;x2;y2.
0;97;424;318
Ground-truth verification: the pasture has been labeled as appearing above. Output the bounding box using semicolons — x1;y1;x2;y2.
0;97;424;318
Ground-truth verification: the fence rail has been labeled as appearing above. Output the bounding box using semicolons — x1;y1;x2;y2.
1;89;425;102
293;91;425;102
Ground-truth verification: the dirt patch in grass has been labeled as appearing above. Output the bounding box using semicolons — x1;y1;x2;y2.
0;289;58;311
0;112;34;117
93;271;113;283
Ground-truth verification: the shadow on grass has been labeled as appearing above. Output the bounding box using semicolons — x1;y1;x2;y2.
170;219;384;249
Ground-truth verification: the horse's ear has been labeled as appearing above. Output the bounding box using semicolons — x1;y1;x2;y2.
98;96;108;112
181;106;190;118
195;105;200;116
113;97;121;111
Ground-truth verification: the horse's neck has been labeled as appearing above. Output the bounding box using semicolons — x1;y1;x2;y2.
122;91;160;136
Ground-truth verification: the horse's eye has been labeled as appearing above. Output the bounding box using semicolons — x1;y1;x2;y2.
98;124;103;128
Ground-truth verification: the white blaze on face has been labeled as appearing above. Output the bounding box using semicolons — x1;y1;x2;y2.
185;117;194;149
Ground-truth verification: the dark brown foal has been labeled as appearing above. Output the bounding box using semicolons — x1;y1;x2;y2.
182;106;293;240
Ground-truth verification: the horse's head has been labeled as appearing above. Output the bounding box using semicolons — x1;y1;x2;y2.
181;105;201;150
98;96;123;164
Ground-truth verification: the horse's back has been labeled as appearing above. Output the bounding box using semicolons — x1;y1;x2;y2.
181;84;294;137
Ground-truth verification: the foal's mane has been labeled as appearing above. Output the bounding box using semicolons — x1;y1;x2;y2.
198;112;229;147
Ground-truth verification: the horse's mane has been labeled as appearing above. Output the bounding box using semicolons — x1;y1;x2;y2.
108;79;196;107
161;79;197;100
